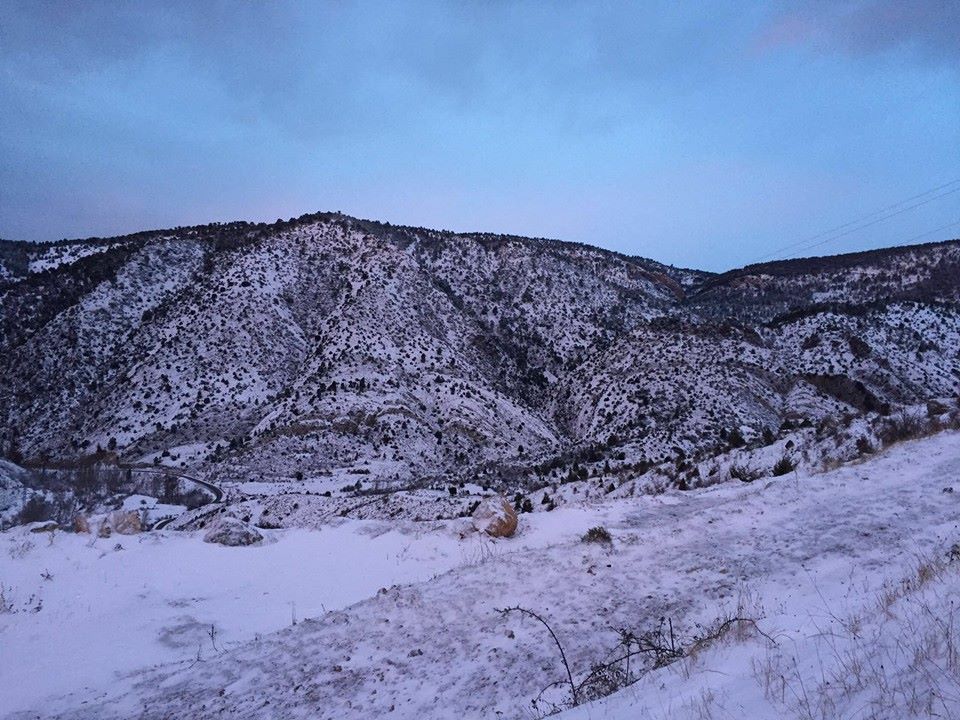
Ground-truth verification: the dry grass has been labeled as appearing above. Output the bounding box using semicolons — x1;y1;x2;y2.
751;543;960;720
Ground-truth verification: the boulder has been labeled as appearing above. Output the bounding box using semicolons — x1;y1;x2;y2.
98;521;112;538
110;510;141;535
203;517;263;546
472;495;518;538
73;514;90;534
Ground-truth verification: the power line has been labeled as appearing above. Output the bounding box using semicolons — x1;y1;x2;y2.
751;178;960;264
743;216;960;272
754;178;960;261
776;185;960;261
862;216;960;251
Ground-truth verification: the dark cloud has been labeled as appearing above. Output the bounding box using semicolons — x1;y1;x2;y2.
757;1;960;65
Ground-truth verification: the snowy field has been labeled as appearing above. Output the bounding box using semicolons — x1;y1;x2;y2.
2;431;959;719
0;522;467;714
0;509;608;715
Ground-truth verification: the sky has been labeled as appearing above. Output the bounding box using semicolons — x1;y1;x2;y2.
1;1;958;271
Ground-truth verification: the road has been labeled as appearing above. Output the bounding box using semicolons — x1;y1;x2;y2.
118;464;224;529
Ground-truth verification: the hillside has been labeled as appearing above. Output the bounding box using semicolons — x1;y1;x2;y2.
1;214;958;496
4;429;958;719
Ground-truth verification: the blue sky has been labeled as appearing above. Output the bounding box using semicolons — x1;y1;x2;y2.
1;1;958;270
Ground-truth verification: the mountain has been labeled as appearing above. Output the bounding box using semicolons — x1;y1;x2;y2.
1;213;958;490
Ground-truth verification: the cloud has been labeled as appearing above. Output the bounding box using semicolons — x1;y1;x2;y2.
755;1;960;65
0;1;956;269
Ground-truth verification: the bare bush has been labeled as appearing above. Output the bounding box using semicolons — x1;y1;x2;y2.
877;411;929;446
12;494;54;525
581;526;612;545
729;463;760;483
771;454;795;477
499;606;773;717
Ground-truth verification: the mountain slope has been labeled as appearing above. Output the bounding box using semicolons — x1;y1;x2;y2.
1;214;958;489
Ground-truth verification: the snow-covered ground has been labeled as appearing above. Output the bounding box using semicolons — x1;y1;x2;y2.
0;508;610;715
2;430;960;719
557;551;960;720
0;521;467;714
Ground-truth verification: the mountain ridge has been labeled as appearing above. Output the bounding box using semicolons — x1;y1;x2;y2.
1;212;958;493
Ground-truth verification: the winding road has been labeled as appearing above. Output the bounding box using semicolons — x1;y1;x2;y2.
118;464;224;530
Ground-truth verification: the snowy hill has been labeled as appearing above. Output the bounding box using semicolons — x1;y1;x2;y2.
1;214;958;497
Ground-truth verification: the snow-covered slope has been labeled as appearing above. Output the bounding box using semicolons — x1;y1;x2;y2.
1;214;958;493
690;239;960;322
4;429;958;719
0;459;36;527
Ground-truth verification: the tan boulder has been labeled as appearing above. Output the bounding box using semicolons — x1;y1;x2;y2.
472;495;518;538
73;515;90;534
110;510;141;535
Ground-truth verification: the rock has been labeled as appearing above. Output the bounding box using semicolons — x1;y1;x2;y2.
203;517;263;546
29;521;58;533
471;495;518;538
110;510;141;535
98;521;112;538
73;515;90;534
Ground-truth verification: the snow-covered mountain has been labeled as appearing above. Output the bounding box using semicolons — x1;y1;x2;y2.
2;214;960;720
1;213;958;489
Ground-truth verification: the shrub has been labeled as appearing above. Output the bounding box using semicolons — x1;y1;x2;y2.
514;494;534;513
771;454;795;477
14;495;54;525
582;526;612;544
727;427;746;448
729;464;759;483
877;412;928;446
181;488;210;510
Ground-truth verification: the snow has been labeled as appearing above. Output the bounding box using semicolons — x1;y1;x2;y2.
556;548;960;720
2;430;958;719
120;494;186;525
0;460;36;527
27;242;121;273
0;520;468;714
